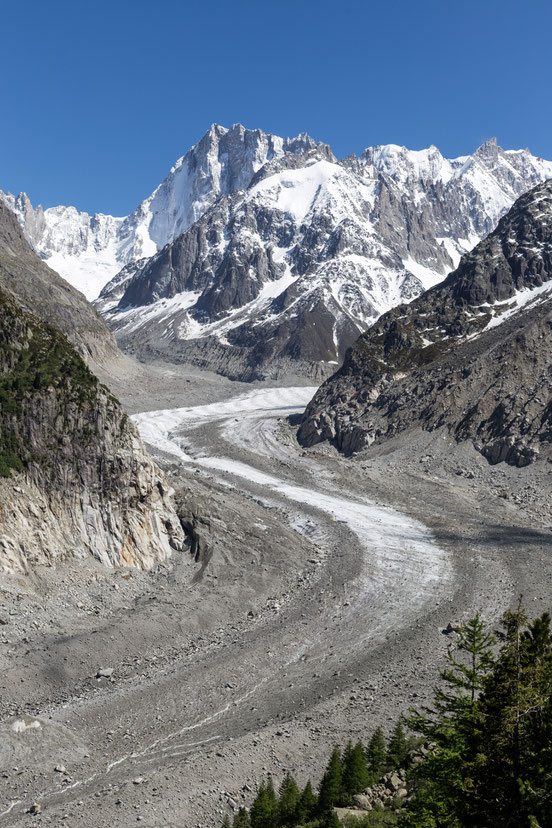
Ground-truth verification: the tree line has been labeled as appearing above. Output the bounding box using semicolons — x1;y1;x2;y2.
222;721;411;827
222;603;552;827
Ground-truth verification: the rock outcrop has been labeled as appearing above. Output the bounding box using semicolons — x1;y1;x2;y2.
0;271;184;574
299;180;552;467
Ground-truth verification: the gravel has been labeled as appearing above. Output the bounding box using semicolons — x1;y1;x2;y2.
1;365;551;826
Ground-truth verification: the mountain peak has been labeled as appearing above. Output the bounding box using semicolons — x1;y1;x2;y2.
473;136;500;160
3;130;552;313
299;177;552;465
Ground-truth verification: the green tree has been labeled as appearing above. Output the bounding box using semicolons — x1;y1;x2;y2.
296;780;317;823
317;747;344;814
475;605;552;826
233;808;252;828
250;777;278;828
403;613;496;826
342;740;370;799
278;772;301;825
221;815;231;828
386;720;408;768
366;728;387;781
403;606;552;827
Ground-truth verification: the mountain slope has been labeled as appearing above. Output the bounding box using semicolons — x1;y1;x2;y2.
0;207;185;573
0;284;185;573
98;138;552;381
298;180;552;467
0;200;119;365
1;124;330;300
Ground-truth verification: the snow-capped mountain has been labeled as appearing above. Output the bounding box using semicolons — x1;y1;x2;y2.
97;134;552;380
3;125;552;380
0;124;330;300
299;179;552;466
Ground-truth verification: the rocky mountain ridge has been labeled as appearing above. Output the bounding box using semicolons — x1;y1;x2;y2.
0;124;329;301
3;126;552;381
97;136;552;380
298;179;552;467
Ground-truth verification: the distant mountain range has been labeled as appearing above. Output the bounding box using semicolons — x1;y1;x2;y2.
2;125;552;380
299;179;552;467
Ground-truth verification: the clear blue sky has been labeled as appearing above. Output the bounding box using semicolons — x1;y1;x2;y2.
2;0;551;216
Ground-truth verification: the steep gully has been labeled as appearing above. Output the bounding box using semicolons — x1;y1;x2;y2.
1;387;513;825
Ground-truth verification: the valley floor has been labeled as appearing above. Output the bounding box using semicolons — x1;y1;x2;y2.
1;363;551;827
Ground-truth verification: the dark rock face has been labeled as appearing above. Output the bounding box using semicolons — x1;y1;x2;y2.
299;180;552;467
99;139;552;381
0;201;119;365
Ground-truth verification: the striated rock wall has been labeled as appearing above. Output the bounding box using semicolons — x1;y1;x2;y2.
0;288;184;574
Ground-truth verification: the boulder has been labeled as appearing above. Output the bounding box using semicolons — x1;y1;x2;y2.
386;772;403;792
333;807;368;820
352;794;372;810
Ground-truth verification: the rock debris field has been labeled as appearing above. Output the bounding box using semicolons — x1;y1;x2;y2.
1;365;552;827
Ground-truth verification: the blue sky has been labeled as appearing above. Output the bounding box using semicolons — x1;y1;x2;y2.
2;0;551;215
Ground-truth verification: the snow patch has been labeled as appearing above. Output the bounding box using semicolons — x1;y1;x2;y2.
12;719;41;734
484;282;552;331
403;257;444;290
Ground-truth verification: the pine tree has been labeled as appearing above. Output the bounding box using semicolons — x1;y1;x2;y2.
295;780;317;823
340;741;354;803
386;720;408;768
475;604;552;826
250;777;278;828
278;772;301;826
221;815;231;828
403;613;496;825
233;808;251;828
317;747;343;814
342;740;370;799
403;606;552;826
366;727;387;781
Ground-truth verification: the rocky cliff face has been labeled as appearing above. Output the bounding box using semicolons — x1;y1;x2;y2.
97;138;552;381
0;281;185;574
298;180;552;467
0;201;119;367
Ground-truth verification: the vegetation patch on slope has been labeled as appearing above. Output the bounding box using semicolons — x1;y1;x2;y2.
0;289;106;476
